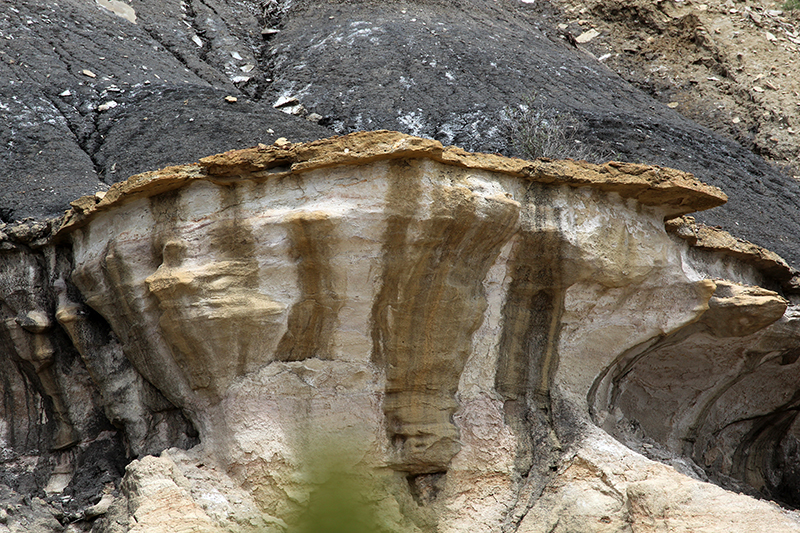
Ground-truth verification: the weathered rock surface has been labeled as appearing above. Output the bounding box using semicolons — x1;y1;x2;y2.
3;131;800;532
4;0;800;529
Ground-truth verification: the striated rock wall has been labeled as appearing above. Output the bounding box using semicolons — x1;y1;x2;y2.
2;131;800;532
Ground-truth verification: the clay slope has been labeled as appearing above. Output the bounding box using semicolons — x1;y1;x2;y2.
1;0;799;268
548;0;800;174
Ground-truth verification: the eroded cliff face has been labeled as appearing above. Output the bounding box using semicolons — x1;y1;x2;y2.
2;131;800;532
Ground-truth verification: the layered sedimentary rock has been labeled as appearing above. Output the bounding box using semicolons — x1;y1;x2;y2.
2;131;800;532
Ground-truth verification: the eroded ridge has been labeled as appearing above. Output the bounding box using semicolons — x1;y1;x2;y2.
3;131;800;532
56;130;727;237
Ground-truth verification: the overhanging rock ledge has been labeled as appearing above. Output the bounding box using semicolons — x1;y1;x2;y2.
2;131;800;533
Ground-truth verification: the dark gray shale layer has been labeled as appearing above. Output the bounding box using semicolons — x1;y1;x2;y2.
1;0;799;267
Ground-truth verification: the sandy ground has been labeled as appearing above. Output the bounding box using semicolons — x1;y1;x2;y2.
547;0;800;178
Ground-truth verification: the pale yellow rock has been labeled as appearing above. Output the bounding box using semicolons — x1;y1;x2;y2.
701;280;787;337
122;456;224;533
576;28;601;43
520;431;800;533
627;476;799;533
50;132;800;533
56;131;726;236
96;0;137;24
666;215;796;286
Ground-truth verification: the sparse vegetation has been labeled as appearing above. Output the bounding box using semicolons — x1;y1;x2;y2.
783;0;800;10
503;94;606;163
286;433;388;533
291;472;379;533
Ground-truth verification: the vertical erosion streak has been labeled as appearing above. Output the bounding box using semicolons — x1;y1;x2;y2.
731;389;800;503
207;186;261;377
147;185;285;396
372;160;519;474
276;211;342;362
495;187;567;472
0;287;54;452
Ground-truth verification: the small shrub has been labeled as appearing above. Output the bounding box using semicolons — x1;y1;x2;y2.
503;94;605;163
784;0;800;10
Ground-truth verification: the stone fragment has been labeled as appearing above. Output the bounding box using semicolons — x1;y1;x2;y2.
121;456;224;532
666;215;796;286
626;476;800;532
96;0;137;24
700;281;787;337
576;28;601;43
273;95;300;108
83;490;114;519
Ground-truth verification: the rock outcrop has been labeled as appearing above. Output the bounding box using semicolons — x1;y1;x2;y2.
2;131;800;532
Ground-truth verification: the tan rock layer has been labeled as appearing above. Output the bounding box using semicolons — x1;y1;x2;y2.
17;131;800;532
56;131;727;237
667;215;800;292
372;159;521;474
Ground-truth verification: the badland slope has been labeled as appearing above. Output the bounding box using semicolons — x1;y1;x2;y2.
2;0;800;531
1;0;799;265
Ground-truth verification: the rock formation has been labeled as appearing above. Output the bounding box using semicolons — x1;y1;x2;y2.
3;131;800;532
